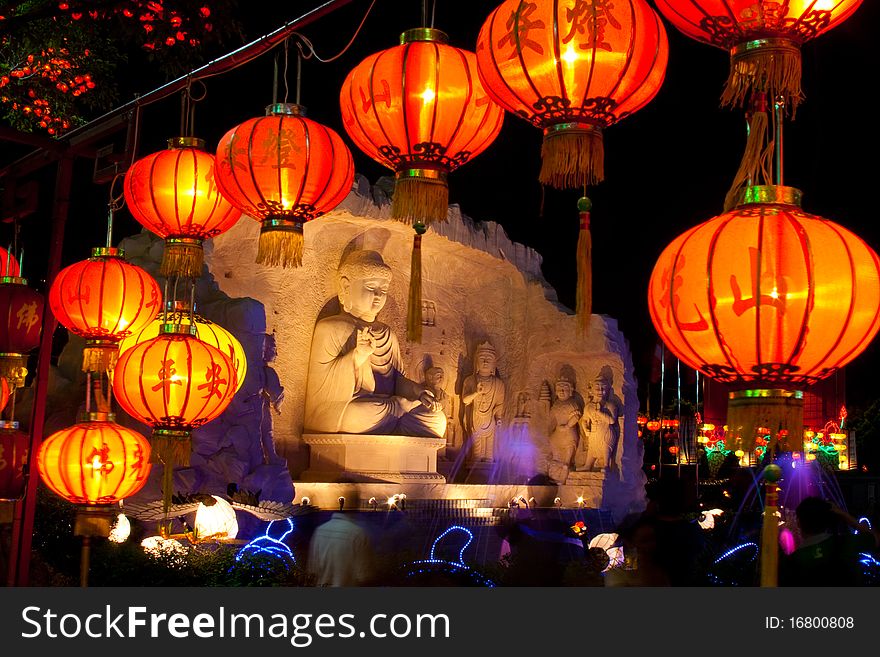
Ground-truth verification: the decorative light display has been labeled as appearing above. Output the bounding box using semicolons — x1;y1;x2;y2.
108;513;132;543
401;524;495;586
48;247;161;372
118;308;247;393
713;541;759;566
193;495;239;541
653;0;864;113
0;376;8;413
141;535;188;562
235;518;296;564
588;532;624;572
0;271;44;388
124;138;242;279
214;103;354;269
340;27;503;224
475;0;668;189
698;508;724;531
0;420;29;500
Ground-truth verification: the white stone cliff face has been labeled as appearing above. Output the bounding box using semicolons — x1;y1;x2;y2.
207;174;646;517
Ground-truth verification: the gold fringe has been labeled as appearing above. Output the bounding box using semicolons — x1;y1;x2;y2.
726;392;804;454
82;344;119;373
0;354;27;389
392;176;449;225
540;129;604;190
160;241;204;279
150;431;191;468
722;45;803;116
407;229;425;343
576;202;592;337
257;226;304;268
723;110;775;211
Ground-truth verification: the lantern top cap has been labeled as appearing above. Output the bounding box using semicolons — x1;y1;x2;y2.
265;103;306;117
735;185;803;209
78;411;116;423
159;323;198;337
0;275;27;286
400;28;448;45
167;136;206;150
0;420;20;430
90;246;125;259
728;388;804;400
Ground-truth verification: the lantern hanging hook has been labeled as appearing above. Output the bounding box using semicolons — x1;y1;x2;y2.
180;77;207;137
289;0;377;64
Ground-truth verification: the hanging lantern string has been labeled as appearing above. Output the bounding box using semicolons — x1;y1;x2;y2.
773;95;785;186
107;172;126;249
290;0;377;64
179;79;207;138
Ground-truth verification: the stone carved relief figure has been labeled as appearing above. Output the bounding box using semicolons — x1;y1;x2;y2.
303;250;446;438
548;375;582;473
259;331;286;465
461;341;505;462
425;366;455;449
578;371;620;474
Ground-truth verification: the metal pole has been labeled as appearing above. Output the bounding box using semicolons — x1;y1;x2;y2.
658;342;665;478
8;156;73;586
80;537;90;588
773;97;785;186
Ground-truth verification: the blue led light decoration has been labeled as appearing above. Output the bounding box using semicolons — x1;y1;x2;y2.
707;542;759;586
235;519;296;565
400;525;495;587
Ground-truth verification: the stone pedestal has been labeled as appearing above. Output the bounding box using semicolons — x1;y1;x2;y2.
301;434;446;483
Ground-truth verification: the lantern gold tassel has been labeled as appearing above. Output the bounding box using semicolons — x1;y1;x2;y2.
82;340;118;373
723;97;773;212
257;219;304;268
150;429;192;468
540;124;604;190
722;38;803;116
160;238;205;279
407;223;427;343
576;197;592;336
392;170;449;224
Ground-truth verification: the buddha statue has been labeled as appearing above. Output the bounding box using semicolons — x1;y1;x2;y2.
303;249;446;438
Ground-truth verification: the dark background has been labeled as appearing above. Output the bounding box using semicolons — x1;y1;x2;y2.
6;0;880;418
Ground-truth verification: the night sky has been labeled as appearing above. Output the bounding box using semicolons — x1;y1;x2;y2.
7;0;880;415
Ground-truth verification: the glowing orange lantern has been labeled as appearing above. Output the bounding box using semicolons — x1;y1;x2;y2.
0;273;44;388
0;245;20;277
112;324;237;468
649;185;880;448
340;28;504;224
37;413;152;506
49;247;161;372
0;376;8;413
0;420;29;500
646;420;661;432
118;310;247;393
124;137;242;278
214;104;354;269
476;0;668;189
654;0;863;112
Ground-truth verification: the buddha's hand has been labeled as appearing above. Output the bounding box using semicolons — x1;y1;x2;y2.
419;390;442;413
353;327;375;367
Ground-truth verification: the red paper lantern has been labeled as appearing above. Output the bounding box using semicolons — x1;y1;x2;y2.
112;324;237;468
340;28;504;224
0;274;44;388
0;420;29;500
653;0;863;111
476;0;668;189
648;185;880;388
214;104;354;268
49;247;161;372
0;246;20;278
37;414;151;505
124;137;242;278
649;185;880;449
